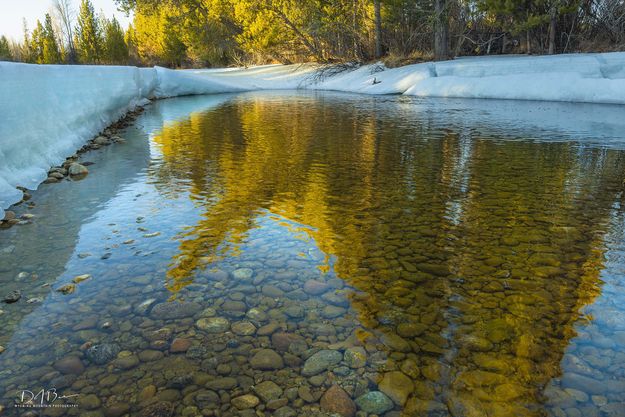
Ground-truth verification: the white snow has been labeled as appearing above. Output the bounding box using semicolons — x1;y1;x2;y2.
2;51;625;217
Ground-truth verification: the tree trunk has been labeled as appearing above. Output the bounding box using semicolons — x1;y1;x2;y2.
353;0;359;58
374;0;382;59
526;29;531;54
434;0;449;60
548;5;556;54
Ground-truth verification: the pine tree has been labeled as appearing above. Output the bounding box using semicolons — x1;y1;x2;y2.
162;17;187;67
30;20;46;63
125;24;140;64
76;0;103;63
103;16;129;64
0;36;12;61
43;13;62;63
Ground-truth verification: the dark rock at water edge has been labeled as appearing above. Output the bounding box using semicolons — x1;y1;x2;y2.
3;290;21;303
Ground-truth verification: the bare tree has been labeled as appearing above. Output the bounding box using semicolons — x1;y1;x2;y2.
53;0;77;63
434;0;449;60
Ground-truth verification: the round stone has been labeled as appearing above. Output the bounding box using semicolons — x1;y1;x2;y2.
303;280;330;295
344;347;367;368
113;355;140;369
170;338;192;353
233;268;254;280
302;350;342;376
378;371;414;405
86;343;120;365
196;317;230;333
396;323;428;338
68;163;89;176
232;321;256;336
81;394;101;410
53;356;85;375
253;380;283;403
321;305;345;319
231;394;260;409
355;391;394;414
320;385;356;417
151;302;201;319
250;349;284;370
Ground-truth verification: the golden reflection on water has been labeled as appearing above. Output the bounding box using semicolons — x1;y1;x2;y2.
151;94;625;415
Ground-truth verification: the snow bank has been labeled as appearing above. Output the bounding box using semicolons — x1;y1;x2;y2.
0;64;247;218
2;51;625;217
0;63;156;217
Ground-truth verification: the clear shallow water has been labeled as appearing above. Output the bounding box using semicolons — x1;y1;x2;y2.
1;92;625;417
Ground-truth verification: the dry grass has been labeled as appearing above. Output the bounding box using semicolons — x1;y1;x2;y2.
381;51;434;68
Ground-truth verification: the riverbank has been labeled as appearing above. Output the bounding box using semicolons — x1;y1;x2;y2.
2;51;625;217
0;107;145;230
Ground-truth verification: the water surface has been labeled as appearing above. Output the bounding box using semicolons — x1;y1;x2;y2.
1;92;625;417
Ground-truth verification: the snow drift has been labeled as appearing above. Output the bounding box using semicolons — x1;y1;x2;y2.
2;51;625;217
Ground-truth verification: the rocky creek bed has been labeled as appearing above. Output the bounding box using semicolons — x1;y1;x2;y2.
1;92;625;417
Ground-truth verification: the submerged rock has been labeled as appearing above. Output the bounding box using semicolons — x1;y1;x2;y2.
231;394;260;409
233;268;254;281
378;371;414;405
344;347;367;368
303;280;330;295
232;321;256;335
253;380;283;402
170;338;192;353
56;284;76;295
53;356;85;375
355;391;394;414
86;343;120;365
151;301;201;319
196;317;229;333
250;348;284;370
320;385;356;417
139;402;174;417
302;349;342;376
3;290;21;303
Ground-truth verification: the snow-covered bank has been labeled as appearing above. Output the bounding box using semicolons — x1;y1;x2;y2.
0;64;236;217
2;51;625;217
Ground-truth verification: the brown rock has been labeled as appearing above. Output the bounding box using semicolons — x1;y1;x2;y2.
267;398;289;410
2;211;16;221
320;385;356;417
53;356;85;375
272;332;305;352
250;349;284;370
378;371;414;406
104;403;130;417
170;338;192;353
231;394;260;410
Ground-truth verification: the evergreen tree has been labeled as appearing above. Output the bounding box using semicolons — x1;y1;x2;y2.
104;16;129;64
125;24;140;64
43;13;62;63
162;17;187;67
76;0;103;63
0;36;12;61
30;20;46;63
